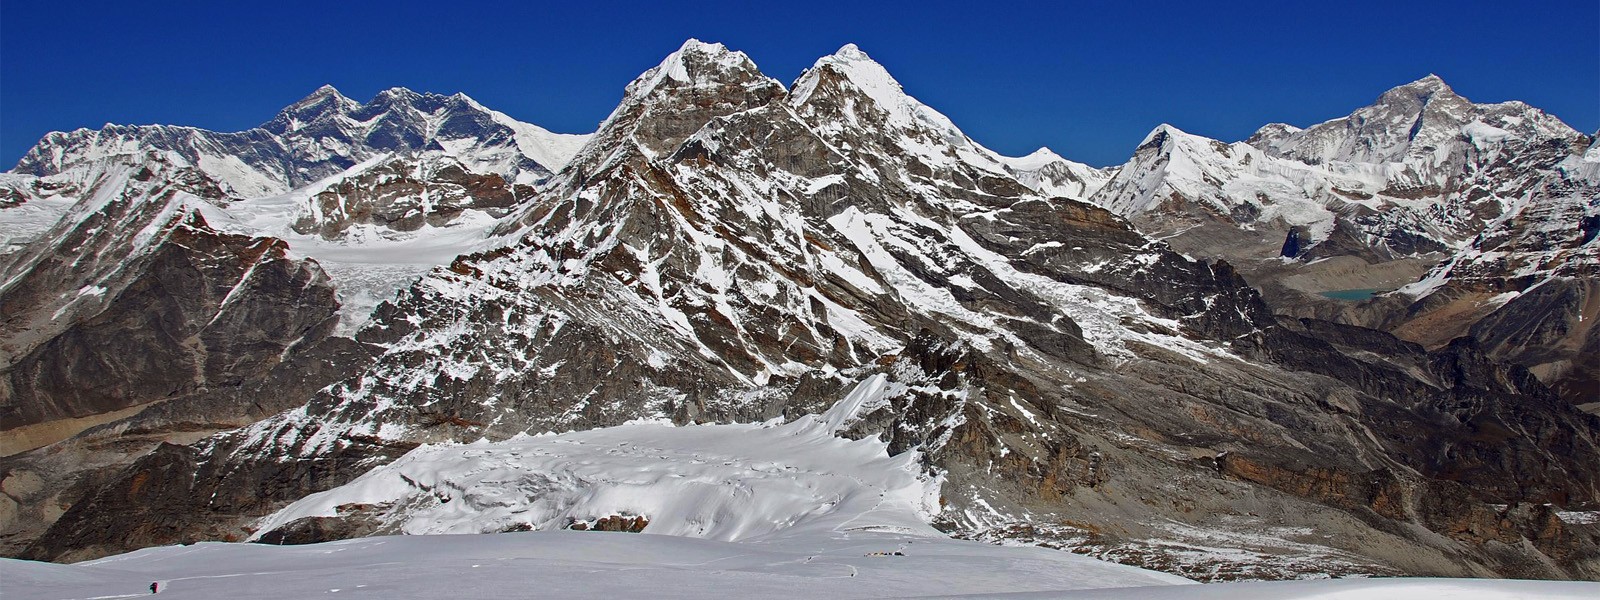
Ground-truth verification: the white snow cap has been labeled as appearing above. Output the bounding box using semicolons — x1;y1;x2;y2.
795;42;947;136
833;42;872;61
998;147;1067;171
676;37;728;55
810;43;907;100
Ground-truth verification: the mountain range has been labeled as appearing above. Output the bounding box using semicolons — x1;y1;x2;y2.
1;40;1596;582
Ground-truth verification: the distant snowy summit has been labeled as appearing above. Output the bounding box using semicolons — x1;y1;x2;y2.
13;84;590;197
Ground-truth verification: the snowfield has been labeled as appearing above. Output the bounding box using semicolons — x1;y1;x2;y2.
9;533;1594;600
248;375;941;541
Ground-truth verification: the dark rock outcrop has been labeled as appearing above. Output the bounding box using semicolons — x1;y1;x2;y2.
2;159;340;437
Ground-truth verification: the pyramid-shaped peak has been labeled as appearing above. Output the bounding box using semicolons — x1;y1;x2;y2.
814;43;888;70
1141;123;1189;145
659;38;752;71
1134;123;1222;155
265;85;358;132
287;84;350;108
794;42;908;109
1409;73;1449;89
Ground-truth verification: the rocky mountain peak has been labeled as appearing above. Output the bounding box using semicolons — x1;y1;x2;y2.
1382;73;1454;99
627;39;769;97
1247;75;1481;166
1382;74;1470;121
263;85;359;135
290;83;350;107
787;42;1015;185
1243;122;1303;146
374;86;424;102
578;40;783;162
790;43;915;116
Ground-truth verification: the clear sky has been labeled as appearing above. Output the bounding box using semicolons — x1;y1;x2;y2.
2;0;1596;167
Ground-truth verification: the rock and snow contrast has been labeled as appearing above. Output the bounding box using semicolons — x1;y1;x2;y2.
3;381;1592;598
1084;74;1599;406
2;38;1599;595
247;377;944;542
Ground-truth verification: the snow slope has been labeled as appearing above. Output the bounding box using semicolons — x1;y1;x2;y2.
197;156;516;333
5;535;1594;599
2;531;1198;600
997;147;1117;202
249;375;941;541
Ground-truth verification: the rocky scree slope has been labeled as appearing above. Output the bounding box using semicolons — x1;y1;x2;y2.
16;42;1600;581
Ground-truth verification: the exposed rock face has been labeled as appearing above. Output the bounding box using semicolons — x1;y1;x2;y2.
0;158;341;436
20;42;1599;583
1368;134;1600;403
0;156;381;559
292;154;534;239
568;515;649;533
0;333;380;558
1466;278;1599;402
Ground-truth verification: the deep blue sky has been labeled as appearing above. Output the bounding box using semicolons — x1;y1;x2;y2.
3;0;1596;167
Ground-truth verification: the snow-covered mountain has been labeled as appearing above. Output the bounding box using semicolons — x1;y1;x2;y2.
1093;75;1589;263
1085;76;1598;404
0;154;341;438
4;40;1598;586
4;86;594;331
0;86;594;553
997;147;1117;202
14;85;590;197
1383;131;1600;401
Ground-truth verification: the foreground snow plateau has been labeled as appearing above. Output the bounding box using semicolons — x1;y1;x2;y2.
5;533;1593;599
